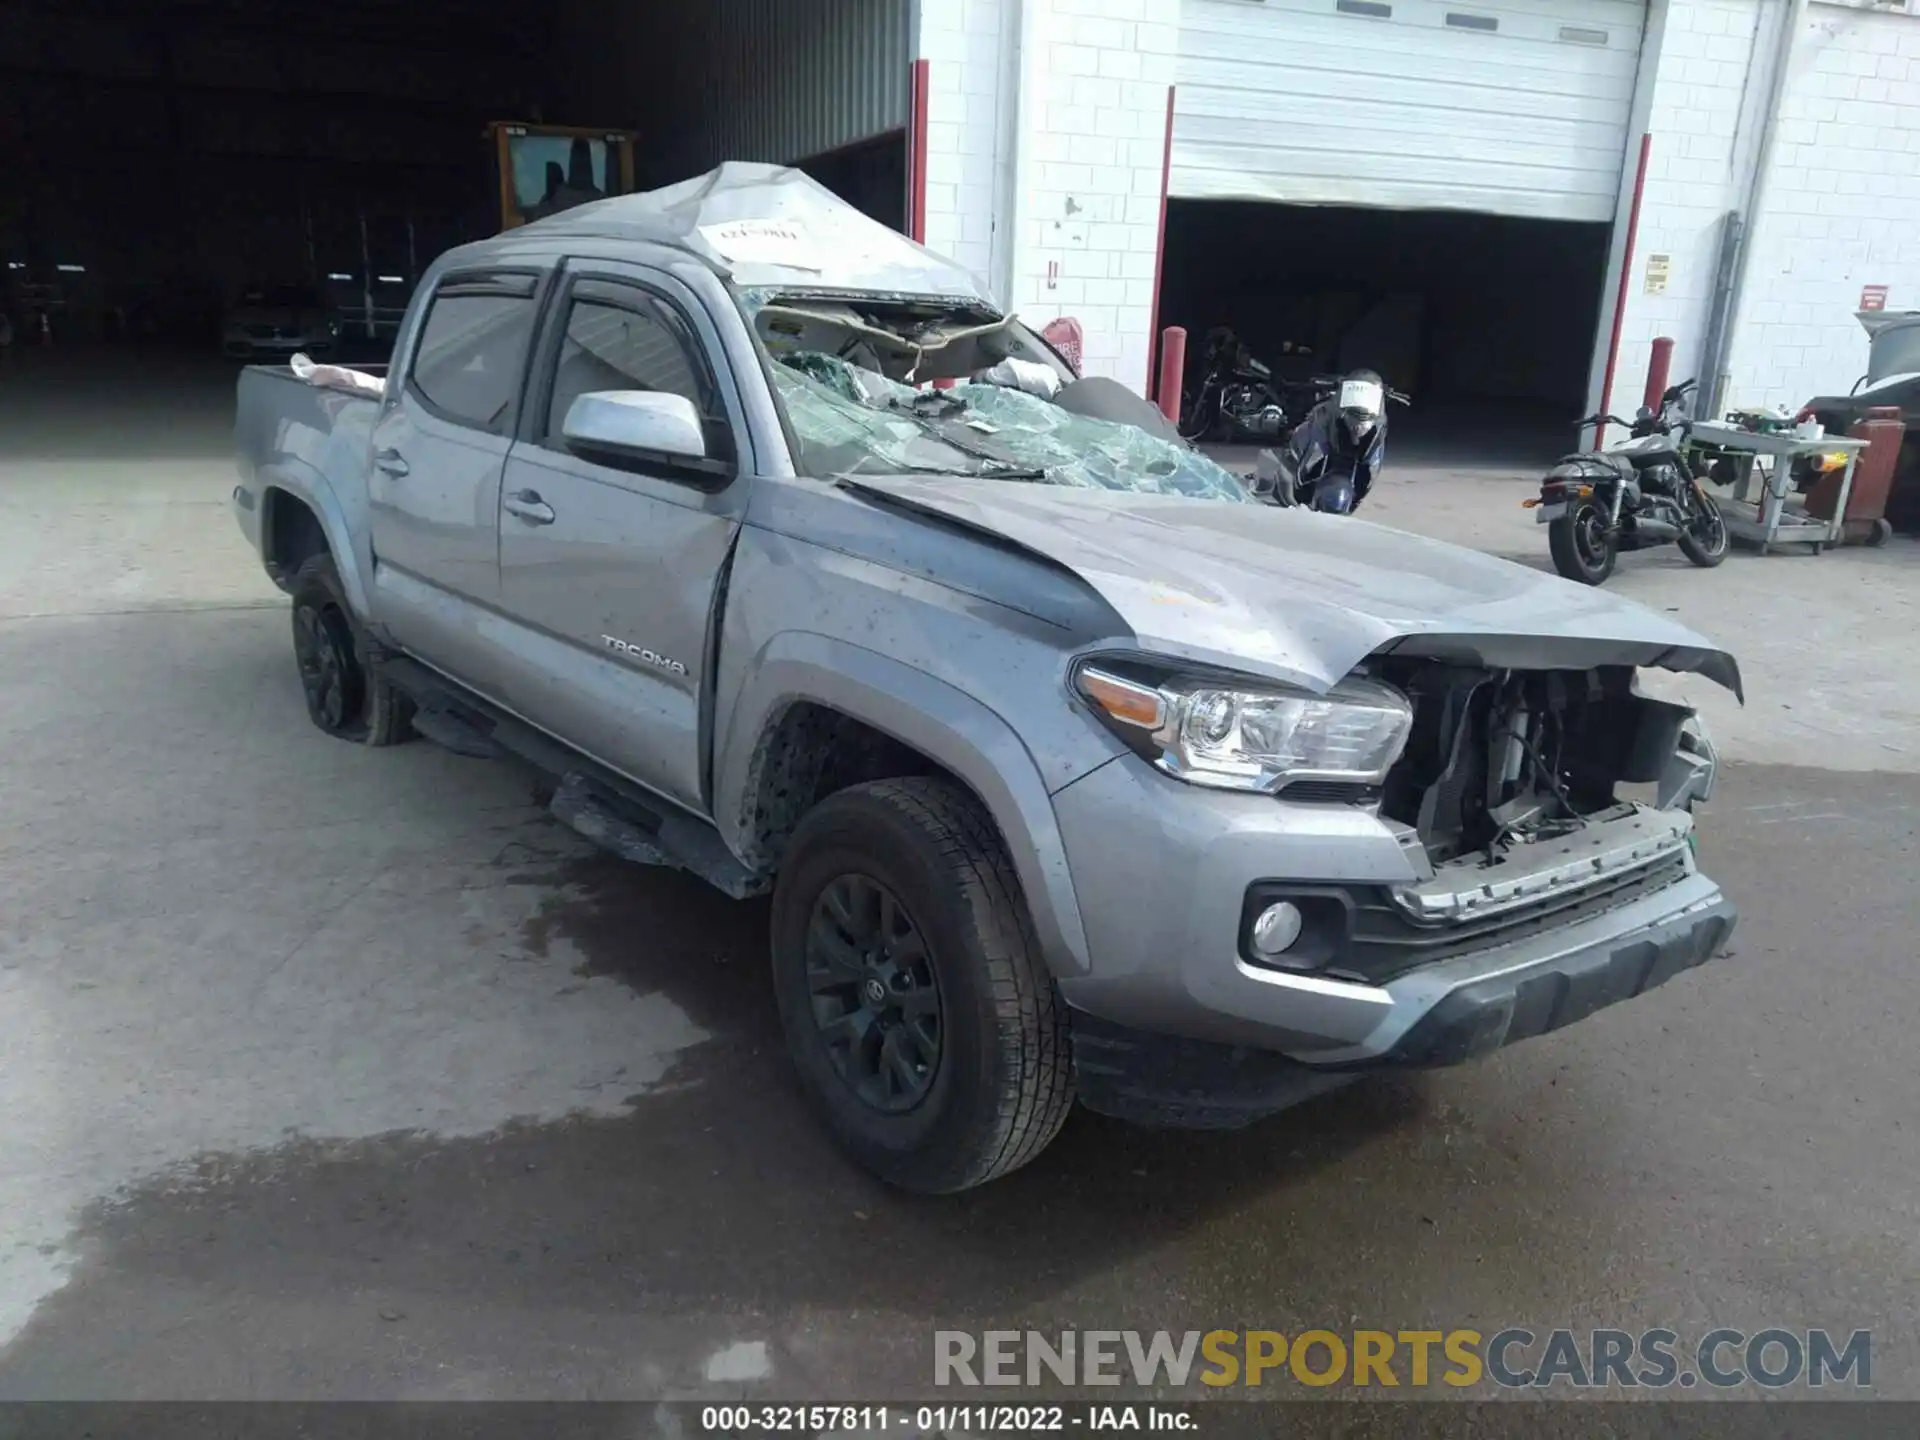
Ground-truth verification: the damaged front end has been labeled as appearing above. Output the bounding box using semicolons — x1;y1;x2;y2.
1335;658;1723;986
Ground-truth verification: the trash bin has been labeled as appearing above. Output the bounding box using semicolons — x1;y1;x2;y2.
1804;405;1900;546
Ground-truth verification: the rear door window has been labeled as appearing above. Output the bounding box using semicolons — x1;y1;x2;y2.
408;273;540;433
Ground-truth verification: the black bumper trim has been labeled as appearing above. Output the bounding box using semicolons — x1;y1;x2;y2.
1070;1012;1361;1130
1068;904;1735;1130
1382;907;1734;1068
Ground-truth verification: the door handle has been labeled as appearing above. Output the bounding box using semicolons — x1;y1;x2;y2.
373;448;409;478
503;489;556;525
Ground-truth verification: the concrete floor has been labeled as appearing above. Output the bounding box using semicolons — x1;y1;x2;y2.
2;348;1918;1406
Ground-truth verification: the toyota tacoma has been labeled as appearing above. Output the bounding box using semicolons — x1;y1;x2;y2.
233;164;1739;1193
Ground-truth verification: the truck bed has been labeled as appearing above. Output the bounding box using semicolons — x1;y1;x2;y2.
234;363;383;501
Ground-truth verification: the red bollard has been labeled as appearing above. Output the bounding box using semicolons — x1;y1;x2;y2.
1157;326;1186;423
1643;336;1675;414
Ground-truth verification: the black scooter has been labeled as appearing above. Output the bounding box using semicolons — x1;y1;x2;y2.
1529;378;1730;586
1249;369;1408;513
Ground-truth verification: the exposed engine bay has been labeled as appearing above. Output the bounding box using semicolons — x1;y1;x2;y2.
1369;661;1708;911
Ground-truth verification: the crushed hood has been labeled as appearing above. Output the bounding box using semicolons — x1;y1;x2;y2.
841;477;1744;699
526;162;996;306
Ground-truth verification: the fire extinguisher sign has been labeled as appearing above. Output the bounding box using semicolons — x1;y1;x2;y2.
1861;285;1889;312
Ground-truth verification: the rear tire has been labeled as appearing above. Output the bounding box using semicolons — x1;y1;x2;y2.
1677;488;1730;567
288;554;415;746
1548;501;1617;585
1178;390;1218;443
770;777;1075;1193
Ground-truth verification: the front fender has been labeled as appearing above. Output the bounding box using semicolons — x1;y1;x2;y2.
713;631;1093;978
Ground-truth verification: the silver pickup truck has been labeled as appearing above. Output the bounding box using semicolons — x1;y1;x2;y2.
234;164;1739;1193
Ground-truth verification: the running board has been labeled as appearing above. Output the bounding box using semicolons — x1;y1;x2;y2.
548;773;676;867
411;704;502;759
376;653;768;899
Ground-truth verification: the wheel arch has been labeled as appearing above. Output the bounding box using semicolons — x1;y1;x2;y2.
715;633;1092;978
257;467;370;617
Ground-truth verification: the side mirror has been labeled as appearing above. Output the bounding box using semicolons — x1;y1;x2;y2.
561;390;717;474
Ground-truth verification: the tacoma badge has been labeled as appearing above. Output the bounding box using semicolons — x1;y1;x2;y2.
601;635;688;675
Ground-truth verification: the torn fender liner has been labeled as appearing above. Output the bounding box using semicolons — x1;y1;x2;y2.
838;477;1744;699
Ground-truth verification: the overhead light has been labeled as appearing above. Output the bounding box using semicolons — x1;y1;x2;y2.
376;274;405;283
326;271;354;281
5;261;22;270
56;263;86;273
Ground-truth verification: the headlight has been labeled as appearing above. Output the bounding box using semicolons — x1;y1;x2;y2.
1074;662;1413;793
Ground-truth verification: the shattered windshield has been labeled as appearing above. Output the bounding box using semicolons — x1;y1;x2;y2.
766;348;1253;503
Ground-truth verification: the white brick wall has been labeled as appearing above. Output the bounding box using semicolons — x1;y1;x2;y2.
914;0;1013;296
919;0;1179;394
1607;0;1767;415
918;0;1920;409
1724;3;1920;409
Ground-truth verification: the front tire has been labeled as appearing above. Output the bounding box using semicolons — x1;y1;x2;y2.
770;778;1075;1193
288;554;414;746
1548;501;1618;585
1677;488;1730;567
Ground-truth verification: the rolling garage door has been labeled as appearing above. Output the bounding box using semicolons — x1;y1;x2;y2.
1171;0;1647;221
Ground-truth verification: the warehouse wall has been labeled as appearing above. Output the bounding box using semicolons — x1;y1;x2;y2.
919;0;1179;393
1611;0;1920;416
915;0;1017;294
1724;2;1920;408
554;0;910;188
1605;0;1769;415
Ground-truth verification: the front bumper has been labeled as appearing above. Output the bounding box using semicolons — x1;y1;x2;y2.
1049;754;1736;1122
1070;886;1734;1127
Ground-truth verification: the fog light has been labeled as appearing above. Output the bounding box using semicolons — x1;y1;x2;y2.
1250;901;1304;958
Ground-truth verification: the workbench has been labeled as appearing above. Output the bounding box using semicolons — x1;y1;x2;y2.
1686;420;1867;555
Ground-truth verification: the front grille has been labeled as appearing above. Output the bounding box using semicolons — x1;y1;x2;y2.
1330;851;1691;986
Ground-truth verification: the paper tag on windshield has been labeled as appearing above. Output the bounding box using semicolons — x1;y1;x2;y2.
698;219;824;272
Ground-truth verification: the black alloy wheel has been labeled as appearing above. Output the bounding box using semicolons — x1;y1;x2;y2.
292;593;365;734
805;873;943;1113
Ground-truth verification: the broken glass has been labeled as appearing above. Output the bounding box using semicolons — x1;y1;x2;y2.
769;351;1252;502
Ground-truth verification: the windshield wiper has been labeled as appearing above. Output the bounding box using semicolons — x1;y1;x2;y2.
837;459;1049;482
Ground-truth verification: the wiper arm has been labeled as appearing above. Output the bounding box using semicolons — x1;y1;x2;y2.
835;460;1049;482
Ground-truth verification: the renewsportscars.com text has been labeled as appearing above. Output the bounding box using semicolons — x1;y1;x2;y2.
933;1328;1871;1391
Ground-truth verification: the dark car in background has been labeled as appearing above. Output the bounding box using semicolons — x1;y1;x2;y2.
222;284;339;359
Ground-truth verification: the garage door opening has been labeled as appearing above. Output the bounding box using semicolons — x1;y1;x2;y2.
0;0;909;361
1159;200;1610;467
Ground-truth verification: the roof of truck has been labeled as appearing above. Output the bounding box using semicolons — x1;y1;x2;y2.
508;161;996;308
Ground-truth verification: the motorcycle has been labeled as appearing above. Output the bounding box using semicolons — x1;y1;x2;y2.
1528;377;1730;586
1179;327;1314;443
1250;369;1408;514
